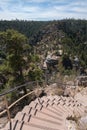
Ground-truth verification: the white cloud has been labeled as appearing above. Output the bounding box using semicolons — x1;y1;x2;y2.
53;1;87;15
0;0;87;20
25;0;48;2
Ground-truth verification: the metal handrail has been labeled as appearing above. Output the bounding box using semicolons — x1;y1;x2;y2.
0;80;44;125
0;80;42;97
0;79;77;127
0;80;77;97
0;90;36;116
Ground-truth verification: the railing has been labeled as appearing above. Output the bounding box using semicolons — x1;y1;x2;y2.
0;79;77;129
0;81;43;114
0;80;45;129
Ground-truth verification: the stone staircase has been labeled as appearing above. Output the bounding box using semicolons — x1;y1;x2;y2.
3;95;86;130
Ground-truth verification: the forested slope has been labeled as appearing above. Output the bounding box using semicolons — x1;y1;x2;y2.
0;19;87;71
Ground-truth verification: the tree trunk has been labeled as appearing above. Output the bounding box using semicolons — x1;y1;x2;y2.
19;67;27;95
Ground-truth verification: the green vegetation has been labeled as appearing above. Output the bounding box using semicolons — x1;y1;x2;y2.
0;29;43;95
0;19;87;95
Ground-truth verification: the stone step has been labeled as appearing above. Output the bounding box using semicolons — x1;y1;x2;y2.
39;97;68;113
34;100;63;116
15;112;62;125
28;101;64;118
3;95;86;130
4;119;63;130
22;106;63;122
22;105;63;121
14;112;65;129
39;96;73;113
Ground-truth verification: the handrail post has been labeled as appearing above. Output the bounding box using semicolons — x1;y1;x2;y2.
4;95;12;129
4;95;11;121
36;80;39;88
43;81;45;88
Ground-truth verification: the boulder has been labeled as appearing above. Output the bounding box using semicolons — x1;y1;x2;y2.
78;116;87;130
66;120;77;130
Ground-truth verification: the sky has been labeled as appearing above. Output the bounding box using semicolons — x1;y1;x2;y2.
0;0;87;21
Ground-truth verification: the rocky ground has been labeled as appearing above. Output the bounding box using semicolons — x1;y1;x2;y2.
66;120;77;130
0;117;8;129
